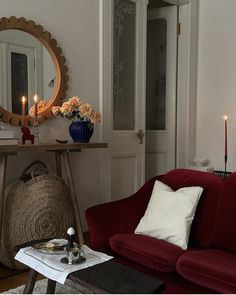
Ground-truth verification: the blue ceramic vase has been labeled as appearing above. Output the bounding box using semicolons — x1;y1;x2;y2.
69;121;94;143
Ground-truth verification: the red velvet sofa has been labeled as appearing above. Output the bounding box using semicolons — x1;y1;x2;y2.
86;169;236;293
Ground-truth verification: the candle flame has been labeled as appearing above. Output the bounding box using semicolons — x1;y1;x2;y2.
34;94;39;103
223;115;228;121
22;96;26;103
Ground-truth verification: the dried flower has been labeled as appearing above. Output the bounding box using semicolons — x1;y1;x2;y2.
29;100;48;116
52;96;101;126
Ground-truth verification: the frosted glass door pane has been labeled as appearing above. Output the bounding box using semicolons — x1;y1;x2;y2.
146;18;167;130
113;0;136;130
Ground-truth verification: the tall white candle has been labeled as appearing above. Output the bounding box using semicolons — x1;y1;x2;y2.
21;96;26;127
34;94;39;119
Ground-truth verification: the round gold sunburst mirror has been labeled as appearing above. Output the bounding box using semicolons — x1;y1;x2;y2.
0;16;68;126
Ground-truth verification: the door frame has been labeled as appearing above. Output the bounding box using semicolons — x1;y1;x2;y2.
99;0;199;201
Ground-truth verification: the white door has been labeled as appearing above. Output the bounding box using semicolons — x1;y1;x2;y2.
111;0;147;201
145;6;177;180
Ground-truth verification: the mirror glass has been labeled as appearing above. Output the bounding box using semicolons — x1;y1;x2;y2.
0;16;68;126
0;29;56;115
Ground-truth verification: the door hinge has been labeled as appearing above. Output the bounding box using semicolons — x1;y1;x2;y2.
177;22;181;35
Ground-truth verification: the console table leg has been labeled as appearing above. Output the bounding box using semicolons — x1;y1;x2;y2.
55;151;62;177
46;279;56;294
62;151;84;244
23;268;38;294
0;154;7;247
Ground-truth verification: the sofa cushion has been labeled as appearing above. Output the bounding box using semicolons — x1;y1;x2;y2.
213;172;236;252
177;249;236;293
109;233;184;273
162;169;223;248
135;180;203;250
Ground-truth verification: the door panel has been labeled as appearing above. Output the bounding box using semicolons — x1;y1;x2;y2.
111;0;147;201
113;0;136;131
112;155;137;201
146;6;177;180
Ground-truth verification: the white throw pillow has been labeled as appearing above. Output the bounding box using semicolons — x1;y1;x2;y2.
135;180;203;250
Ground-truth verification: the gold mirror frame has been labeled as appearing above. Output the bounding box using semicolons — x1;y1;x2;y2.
0;16;68;126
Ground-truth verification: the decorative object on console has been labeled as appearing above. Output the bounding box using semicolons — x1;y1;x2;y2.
21;127;34;144
56;139;69;144
135;180;203;250
32;120;40;144
29;99;48;117
30;95;40;144
20;94;43;144
34;95;38;119
29;100;49;144
52;96;101;143
21;96;27;127
69;121;94;143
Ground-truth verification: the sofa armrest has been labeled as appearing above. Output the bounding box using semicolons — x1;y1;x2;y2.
85;175;163;252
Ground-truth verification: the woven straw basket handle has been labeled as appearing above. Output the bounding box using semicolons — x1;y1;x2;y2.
21;160;48;181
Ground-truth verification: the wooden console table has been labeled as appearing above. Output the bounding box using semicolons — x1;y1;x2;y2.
0;142;107;247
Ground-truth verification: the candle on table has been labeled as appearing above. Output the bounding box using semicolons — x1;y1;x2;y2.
21;96;26;127
223;115;228;159
34;94;39;120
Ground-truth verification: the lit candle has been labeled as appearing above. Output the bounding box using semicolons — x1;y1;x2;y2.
223;115;228;159
21;96;26;127
34;94;38;119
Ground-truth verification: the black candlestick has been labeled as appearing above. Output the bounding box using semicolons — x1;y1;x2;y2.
224;155;228;179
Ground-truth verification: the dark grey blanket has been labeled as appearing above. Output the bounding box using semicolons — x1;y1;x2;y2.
70;260;164;294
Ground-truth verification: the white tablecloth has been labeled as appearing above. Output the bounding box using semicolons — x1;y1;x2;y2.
15;241;113;284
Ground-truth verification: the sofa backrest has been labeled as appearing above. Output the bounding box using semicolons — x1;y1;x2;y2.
213;172;236;253
162;169;223;249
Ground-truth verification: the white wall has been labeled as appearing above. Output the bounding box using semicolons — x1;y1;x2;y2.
0;0;108;231
195;0;236;172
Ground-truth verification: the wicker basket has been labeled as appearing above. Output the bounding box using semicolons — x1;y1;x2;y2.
0;161;75;269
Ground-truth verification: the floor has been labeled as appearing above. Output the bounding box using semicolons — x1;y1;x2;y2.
0;232;90;293
0;265;39;293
